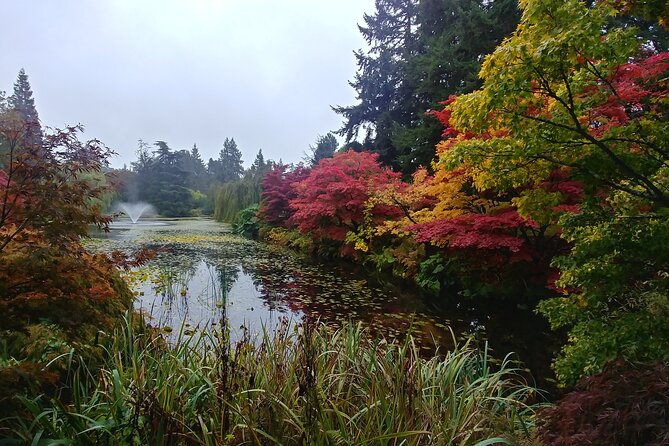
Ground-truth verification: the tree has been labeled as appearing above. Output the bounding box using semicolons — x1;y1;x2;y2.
332;0;419;168
183;143;208;191
391;0;520;173
133;141;194;216
438;0;669;384
307;133;338;166
258;163;310;227
289;151;403;252
249;149;268;177
0;93;137;412
334;0;520;174
8;69;42;148
446;2;669;206
212;137;244;183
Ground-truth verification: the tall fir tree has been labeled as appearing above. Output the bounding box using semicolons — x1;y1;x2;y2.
215;137;244;183
332;0;419;169
9;69;42;147
250;149;267;174
393;0;520;172
334;0;520;175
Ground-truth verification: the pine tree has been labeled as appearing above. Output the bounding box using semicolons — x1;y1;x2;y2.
250;149;267;173
334;0;520;175
187;143;208;191
332;0;419;169
308;133;338;166
9;69;42;147
392;0;520;173
216;137;244;183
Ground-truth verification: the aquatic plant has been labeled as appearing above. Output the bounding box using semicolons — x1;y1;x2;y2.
1;316;541;445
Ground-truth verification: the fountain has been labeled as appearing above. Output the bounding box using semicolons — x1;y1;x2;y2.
115;202;156;224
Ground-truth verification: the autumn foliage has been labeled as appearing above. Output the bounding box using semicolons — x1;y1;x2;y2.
254;0;669;395
537;360;669;446
289;150;402;247
258;163;310;227
0;119;135;414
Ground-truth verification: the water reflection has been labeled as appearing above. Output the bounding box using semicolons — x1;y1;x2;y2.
136;255;300;341
91;218;559;391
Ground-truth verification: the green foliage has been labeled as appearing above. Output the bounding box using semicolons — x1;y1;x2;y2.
232;203;259;238
538;198;669;386
260;225;315;255
213;177;261;223
133;141;195;217
437;0;669;384
307;132;338;166
1;318;541;445
417;254;448;294
335;0;520;174
209;137;244;183
8;68;42;146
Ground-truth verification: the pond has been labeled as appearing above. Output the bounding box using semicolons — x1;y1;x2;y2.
90;217;559;390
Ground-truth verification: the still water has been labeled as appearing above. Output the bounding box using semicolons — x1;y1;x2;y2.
92;218;558;387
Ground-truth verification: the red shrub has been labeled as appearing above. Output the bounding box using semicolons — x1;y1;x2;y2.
537;360;669;446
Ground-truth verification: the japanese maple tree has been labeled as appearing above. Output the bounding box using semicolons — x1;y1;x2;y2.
289;150;402;249
258;163;310;227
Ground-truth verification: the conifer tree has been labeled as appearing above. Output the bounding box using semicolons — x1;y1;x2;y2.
215;137;244;183
308;133;338;166
334;0;520;174
332;0;419;169
250;149;267;175
9;68;42;147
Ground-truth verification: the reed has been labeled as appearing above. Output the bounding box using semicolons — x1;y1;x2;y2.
1;316;541;445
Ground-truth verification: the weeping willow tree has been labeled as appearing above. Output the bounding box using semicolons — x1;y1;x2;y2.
213;179;260;222
214;152;274;225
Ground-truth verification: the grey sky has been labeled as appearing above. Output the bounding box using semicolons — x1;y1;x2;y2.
0;0;374;168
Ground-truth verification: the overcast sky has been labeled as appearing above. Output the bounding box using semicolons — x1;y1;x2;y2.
0;0;375;168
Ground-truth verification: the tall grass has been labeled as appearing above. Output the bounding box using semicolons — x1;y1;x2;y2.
1;317;541;445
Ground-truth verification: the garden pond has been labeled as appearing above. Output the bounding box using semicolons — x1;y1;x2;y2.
89;218;559;389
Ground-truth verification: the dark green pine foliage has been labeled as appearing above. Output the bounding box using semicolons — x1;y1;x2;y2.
8;69;43;148
332;0;419;170
308;133;338;166
249;149;269;179
393;0;520;173
210;138;244;183
136;141;194;217
175;144;208;191
335;0;520;175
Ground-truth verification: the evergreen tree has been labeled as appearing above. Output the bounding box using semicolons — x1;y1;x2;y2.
190;144;206;174
250;149;267;175
134;141;194;216
332;0;419;169
9;69;42;147
188;143;208;190
392;0;520;173
215;137;244;183
308;133;338;166
334;0;520;175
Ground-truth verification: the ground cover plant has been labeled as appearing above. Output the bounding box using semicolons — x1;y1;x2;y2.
1;317;541;445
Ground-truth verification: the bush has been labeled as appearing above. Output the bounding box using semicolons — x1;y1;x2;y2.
537;360;669;446
232;203;259;238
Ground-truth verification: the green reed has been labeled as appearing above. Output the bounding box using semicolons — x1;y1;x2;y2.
1;315;542;445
